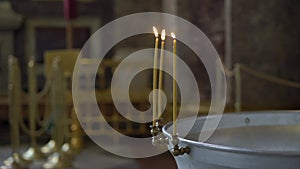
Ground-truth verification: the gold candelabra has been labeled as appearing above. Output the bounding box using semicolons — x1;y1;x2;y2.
22;56;46;161
3;56;30;169
43;58;73;169
2;56;78;169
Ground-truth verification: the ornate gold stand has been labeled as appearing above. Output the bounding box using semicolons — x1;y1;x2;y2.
3;56;30;169
44;49;85;157
21;58;46;161
4;56;79;169
43;58;73;169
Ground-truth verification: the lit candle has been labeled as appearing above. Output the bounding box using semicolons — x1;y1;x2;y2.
158;29;166;121
152;26;159;126
171;32;177;135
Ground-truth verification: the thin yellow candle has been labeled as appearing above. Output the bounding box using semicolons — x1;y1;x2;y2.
171;32;177;135
152;26;159;126
158;29;166;120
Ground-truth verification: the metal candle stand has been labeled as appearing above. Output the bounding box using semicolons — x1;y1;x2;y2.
43;58;72;169
3;56;31;169
150;119;168;146
22;57;46;161
2;56;80;169
150;119;190;156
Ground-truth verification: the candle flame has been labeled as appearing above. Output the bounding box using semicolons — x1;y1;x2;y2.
161;29;166;41
171;32;176;39
153;26;158;37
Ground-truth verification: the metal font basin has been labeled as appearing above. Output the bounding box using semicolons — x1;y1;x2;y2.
163;111;300;169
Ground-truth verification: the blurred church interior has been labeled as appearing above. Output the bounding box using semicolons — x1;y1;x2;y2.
0;0;300;169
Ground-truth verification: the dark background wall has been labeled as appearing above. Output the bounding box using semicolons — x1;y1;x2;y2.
5;0;300;109
232;0;300;109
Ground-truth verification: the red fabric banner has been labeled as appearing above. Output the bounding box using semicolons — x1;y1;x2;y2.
64;0;78;20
